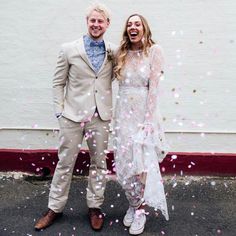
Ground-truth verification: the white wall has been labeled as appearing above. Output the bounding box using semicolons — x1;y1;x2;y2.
0;0;236;152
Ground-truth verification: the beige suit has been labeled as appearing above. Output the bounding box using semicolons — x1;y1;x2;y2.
49;37;116;212
53;37;114;122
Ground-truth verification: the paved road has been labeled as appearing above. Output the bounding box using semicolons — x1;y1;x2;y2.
0;174;236;236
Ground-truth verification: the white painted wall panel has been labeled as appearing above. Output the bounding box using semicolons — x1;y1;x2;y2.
0;0;235;151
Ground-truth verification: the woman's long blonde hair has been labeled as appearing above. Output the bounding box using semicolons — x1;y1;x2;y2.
114;14;155;79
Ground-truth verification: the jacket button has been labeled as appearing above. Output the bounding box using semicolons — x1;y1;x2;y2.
95;76;98;79
95;90;98;93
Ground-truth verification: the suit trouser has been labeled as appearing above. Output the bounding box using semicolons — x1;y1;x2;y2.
48;115;109;213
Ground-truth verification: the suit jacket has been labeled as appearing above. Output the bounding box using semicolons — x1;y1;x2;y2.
53;37;116;122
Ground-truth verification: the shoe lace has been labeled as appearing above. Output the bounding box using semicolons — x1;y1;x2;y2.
132;210;146;227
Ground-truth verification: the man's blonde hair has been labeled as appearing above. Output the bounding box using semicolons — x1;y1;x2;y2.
86;2;111;22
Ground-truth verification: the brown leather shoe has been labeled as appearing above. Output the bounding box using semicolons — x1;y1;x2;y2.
88;208;104;231
34;209;63;231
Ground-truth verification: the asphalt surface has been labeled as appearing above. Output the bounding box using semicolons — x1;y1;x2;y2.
0;174;236;236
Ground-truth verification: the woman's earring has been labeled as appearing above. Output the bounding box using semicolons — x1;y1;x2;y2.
141;37;145;44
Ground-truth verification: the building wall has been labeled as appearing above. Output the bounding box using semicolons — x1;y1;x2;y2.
0;0;236;152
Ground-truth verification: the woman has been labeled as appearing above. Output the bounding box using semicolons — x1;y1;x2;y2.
113;14;169;235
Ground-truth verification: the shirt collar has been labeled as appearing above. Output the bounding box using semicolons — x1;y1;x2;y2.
84;34;104;47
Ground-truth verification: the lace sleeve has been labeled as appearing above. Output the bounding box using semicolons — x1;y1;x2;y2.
131;45;168;165
144;44;164;125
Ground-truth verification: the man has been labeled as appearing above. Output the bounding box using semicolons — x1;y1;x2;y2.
34;3;116;231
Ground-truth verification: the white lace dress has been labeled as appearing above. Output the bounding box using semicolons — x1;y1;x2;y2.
114;45;169;220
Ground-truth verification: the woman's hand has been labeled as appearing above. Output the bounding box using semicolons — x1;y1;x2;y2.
142;123;154;136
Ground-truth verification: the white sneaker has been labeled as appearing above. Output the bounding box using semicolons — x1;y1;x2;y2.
123;207;135;227
129;210;146;235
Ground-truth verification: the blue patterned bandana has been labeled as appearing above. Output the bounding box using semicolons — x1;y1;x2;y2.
83;35;105;74
90;41;104;48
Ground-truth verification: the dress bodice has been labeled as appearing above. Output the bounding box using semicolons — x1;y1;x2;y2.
119;50;150;88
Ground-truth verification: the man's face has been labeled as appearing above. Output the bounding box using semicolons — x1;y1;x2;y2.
87;10;110;40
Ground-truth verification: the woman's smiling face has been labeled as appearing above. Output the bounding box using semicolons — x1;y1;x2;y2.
126;15;144;45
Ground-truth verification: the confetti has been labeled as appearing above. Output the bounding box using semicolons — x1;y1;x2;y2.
173;182;177;188
32;124;38;129
200;133;205;137
211;181;216;186
174;93;180;98
171;155;177;160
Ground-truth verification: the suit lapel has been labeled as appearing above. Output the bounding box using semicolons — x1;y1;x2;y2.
76;37;94;71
